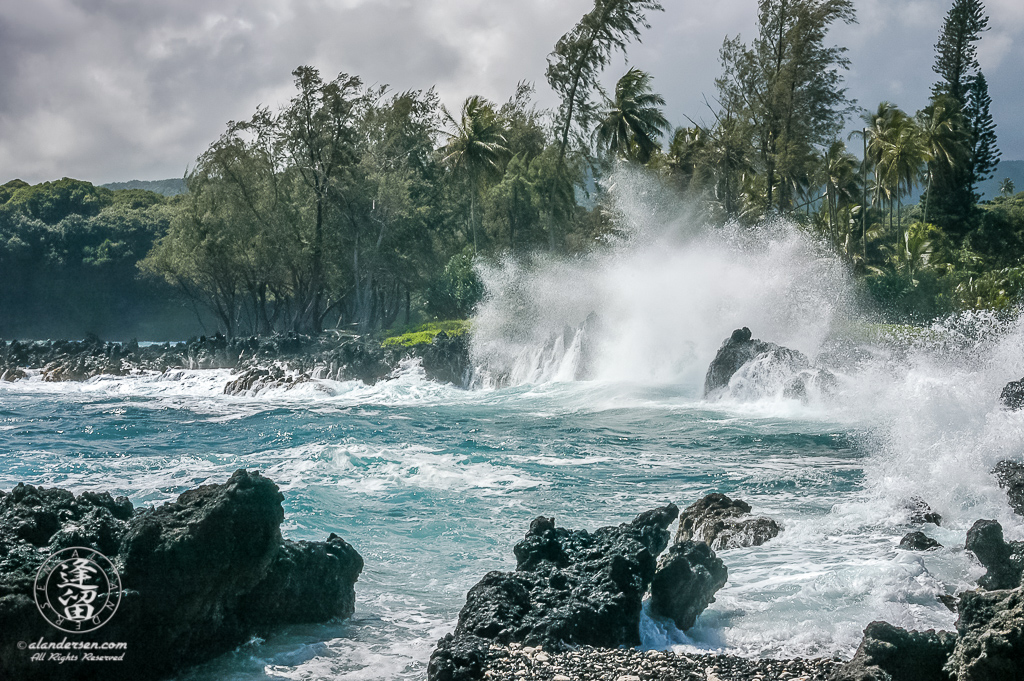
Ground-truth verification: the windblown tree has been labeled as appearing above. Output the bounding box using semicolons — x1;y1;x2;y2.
595;68;670;164
814;140;860;254
440;96;509;253
715;0;857;215
874;110;928;251
916;95;966;225
546;0;664;167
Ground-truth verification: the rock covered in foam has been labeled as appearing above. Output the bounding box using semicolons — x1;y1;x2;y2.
994;460;1024;516
830;621;956;681
965;519;1023;590
427;505;679;681
904;497;942;526
649;540;728;630
703;327;839;402
0;470;362;681
675;493;782;551
1000;377;1024;410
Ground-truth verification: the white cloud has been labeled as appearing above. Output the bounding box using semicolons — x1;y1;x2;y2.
0;0;1020;185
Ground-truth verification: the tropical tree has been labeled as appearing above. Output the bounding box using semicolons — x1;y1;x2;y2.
440;95;509;253
815;140;860;251
595;68;670;163
546;0;664;169
1000;178;1016;196
916;95;966;224
874;109;928;250
715;0;858;213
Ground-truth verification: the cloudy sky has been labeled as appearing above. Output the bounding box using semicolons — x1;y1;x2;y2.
1;0;1021;185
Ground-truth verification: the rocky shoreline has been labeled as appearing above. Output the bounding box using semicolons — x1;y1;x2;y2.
0;329;472;389
475;644;841;681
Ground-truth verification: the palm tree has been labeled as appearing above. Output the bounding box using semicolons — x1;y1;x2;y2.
1000;178;1016;196
816;140;861;252
441;96;509;253
866;104;927;251
917;96;965;224
595;68;670;164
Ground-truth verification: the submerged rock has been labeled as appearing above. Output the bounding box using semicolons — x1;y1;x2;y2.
0;470;362;681
649;540;728;631
965;519;1023;590
994;460;1024;516
428;505;679;681
946;585;1024;680
675;493;782;551
899;531;942;551
830;621;956;681
999;377;1024;410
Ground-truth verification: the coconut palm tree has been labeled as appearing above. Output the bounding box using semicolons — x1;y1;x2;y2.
441;96;509;253
1000;178;1016;196
595;68;671;164
816;140;861;251
865;104;927;251
917;95;965;224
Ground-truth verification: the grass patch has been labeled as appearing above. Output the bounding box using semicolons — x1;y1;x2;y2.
382;320;471;348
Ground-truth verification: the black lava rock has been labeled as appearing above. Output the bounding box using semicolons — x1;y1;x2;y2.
965;519;1023;590
946;585;1024;680
0;470;362;681
703;327;810;397
904;497;942;526
428;505;679;681
675;493;782;550
999;377;1024;410
899;531;942;551
994;460;1024;516
649;540;728;630
830;621;956;681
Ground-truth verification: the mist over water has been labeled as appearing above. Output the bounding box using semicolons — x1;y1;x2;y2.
3;167;1024;677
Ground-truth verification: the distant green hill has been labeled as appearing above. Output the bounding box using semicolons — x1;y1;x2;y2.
101;178;186;196
979;160;1024;201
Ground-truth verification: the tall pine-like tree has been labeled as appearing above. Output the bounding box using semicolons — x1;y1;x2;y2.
924;0;993;236
965;71;1000;194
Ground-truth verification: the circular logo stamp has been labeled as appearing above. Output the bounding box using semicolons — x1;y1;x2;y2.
34;546;121;633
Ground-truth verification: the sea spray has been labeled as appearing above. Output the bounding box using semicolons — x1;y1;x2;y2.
471;167;857;390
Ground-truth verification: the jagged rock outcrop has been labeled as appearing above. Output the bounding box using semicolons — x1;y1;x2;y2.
994;460;1024;516
946;585;1024;680
649;540;728;630
965;519;1023;590
830;621;956;681
999;377;1024;410
428;505;679;681
223;366;310;395
904;497;942;526
703;327;836;401
419;331;472;387
899;531;941;551
675;493;782;551
0;470;362;681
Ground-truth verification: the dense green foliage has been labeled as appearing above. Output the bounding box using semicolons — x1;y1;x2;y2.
0;178;194;339
2;0;1020;340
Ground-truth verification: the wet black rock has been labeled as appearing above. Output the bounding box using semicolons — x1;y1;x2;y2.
899;531;942;551
419;331;472;387
649;540;728;630
994;460;1024;516
830;621;956;681
946;585;1024;680
999;377;1024;410
904;497;942;526
704;327;810;397
223;366;310;395
965;519;1023;590
428;505;679;681
0;470;362;681
675;493;782;550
